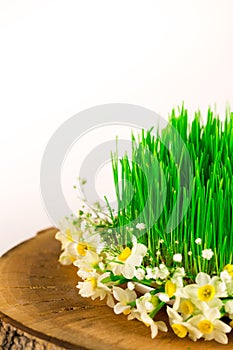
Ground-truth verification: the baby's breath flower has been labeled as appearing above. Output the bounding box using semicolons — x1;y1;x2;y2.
173;253;182;263
195;238;202;245
202;249;214;260
127;281;135;290
188;251;192;256
136;223;146;230
135;268;145;280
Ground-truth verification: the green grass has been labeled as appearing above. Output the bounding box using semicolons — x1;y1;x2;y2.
109;106;233;278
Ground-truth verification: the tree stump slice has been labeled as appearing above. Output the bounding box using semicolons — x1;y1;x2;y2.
0;228;232;349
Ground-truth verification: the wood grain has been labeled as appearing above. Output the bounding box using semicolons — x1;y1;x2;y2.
0;227;232;349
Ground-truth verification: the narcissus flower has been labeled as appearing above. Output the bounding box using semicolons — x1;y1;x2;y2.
167;307;202;341
113;287;137;315
188;307;232;344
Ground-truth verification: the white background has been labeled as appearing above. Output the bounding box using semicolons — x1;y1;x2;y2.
1;0;233;255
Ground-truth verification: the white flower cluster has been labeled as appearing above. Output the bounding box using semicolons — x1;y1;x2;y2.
56;220;233;345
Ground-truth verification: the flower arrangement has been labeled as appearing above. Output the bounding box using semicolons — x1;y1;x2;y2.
56;107;233;345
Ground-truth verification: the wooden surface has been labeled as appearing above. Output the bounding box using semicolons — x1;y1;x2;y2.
0;228;232;349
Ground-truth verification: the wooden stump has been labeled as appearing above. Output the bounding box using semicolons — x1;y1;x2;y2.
0;228;232;349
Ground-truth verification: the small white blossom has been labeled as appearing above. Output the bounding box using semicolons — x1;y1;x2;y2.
156;250;161;256
159;239;164;244
202;249;214;260
135;268;146;280
173;253;182;263
195;238;202;245
136;223;146;230
127;281;135;290
188;251;192;256
157;264;170;280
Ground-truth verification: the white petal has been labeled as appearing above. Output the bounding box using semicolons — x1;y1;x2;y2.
196;272;210;286
150;323;158;339
126;289;137;303
114;303;128;314
214;320;232;333
204;307;221;321
173;296;181;311
107;293;115;308
188;315;203;328
122;264;135;279
183;285;198;298
113;286;126;302
166;306;183;322
141;312;153;325
159;293;169;302
213;330;229;345
156;321;168;332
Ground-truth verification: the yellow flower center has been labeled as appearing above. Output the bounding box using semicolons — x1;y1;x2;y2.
123;308;131;315
224;264;233;278
165;281;176;298
87;277;97;289
77;242;88;256
198;320;214;334
118;247;131;261
171;324;188;338
180;300;194;315
230;320;233;328
197;284;215;302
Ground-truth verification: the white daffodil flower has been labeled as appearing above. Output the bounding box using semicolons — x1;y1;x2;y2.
55;225;84;264
188;307;232;344
74;250;101;279
167;306;202;341
183;272;224;311
128;294;167;338
110;240;147;279
140;312;167;339
77;271;114;307
113;287;137;315
82;231;105;254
